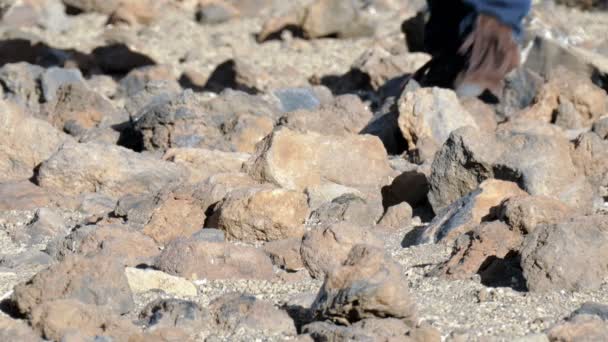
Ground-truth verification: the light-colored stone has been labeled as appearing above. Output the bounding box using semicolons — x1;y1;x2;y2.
125;267;198;297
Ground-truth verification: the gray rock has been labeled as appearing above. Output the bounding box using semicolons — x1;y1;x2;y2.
139;298;209;332
520;215;608;292
16;208;67;245
40;67;85;102
301;223;383;279
308;194;383;229
191;228;225;243
303;318;413;342
196;2;238;25
209;294;297;336
274;87;321;113
0;62;44;112
570;302;608;321
278;94;372;136
428;127;595;214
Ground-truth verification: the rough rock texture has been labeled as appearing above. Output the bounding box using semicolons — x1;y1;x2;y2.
571;132;608;198
125;268;198;297
263;238;305;272
498;195;574;234
312;244;417;325
155;239;274;281
278;94;372;136
141;185;208;245
428;127;595;214
29;299;140;341
213;186;309;242
301;223;383;279
0;99;71;182
0;316;41;341
432;222;523;281
258;0;377;41
139;298;208;334
398;87;479;162
133;90;278;153
245;127;392;197
514;68;608;129
547;303;608;341
13;255;134;315
418;179;527;244
378;202;413;229
307;193;383;229
47;224;159;266
36;142;186;198
209;294;297;336
163;147;250;183
45;82;126;136
521;215;608;292
303;318;427;342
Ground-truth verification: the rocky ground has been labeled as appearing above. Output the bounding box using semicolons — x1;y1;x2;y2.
0;0;608;341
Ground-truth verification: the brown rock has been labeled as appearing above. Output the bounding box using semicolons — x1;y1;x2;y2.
521;215;608;292
0;99;71;182
0;181;64;211
109;0;166;26
264;238;305;272
213;186;309;242
30;299;140;342
312;244;417;325
460;97;498;133
278;94;373;136
245;127;392;197
14;255;134;315
0;315;41;341
398;87;479;162
50;224;159;266
142;186;207;245
258;0;376;42
36;142;186;199
209;294;297;336
498;195;574;234
352;46;430;90
163;147;249;184
155;239;274;280
514;68;608;129
548;303;608;342
428;127;595;215
223;114;275;153
432;222;523;280
571;132;608;197
301;223;383;279
378;202;413;230
45;83;126;137
197;172;258;211
418;179;527;244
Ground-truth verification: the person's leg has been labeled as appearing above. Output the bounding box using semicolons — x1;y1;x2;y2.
418;0;532;97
